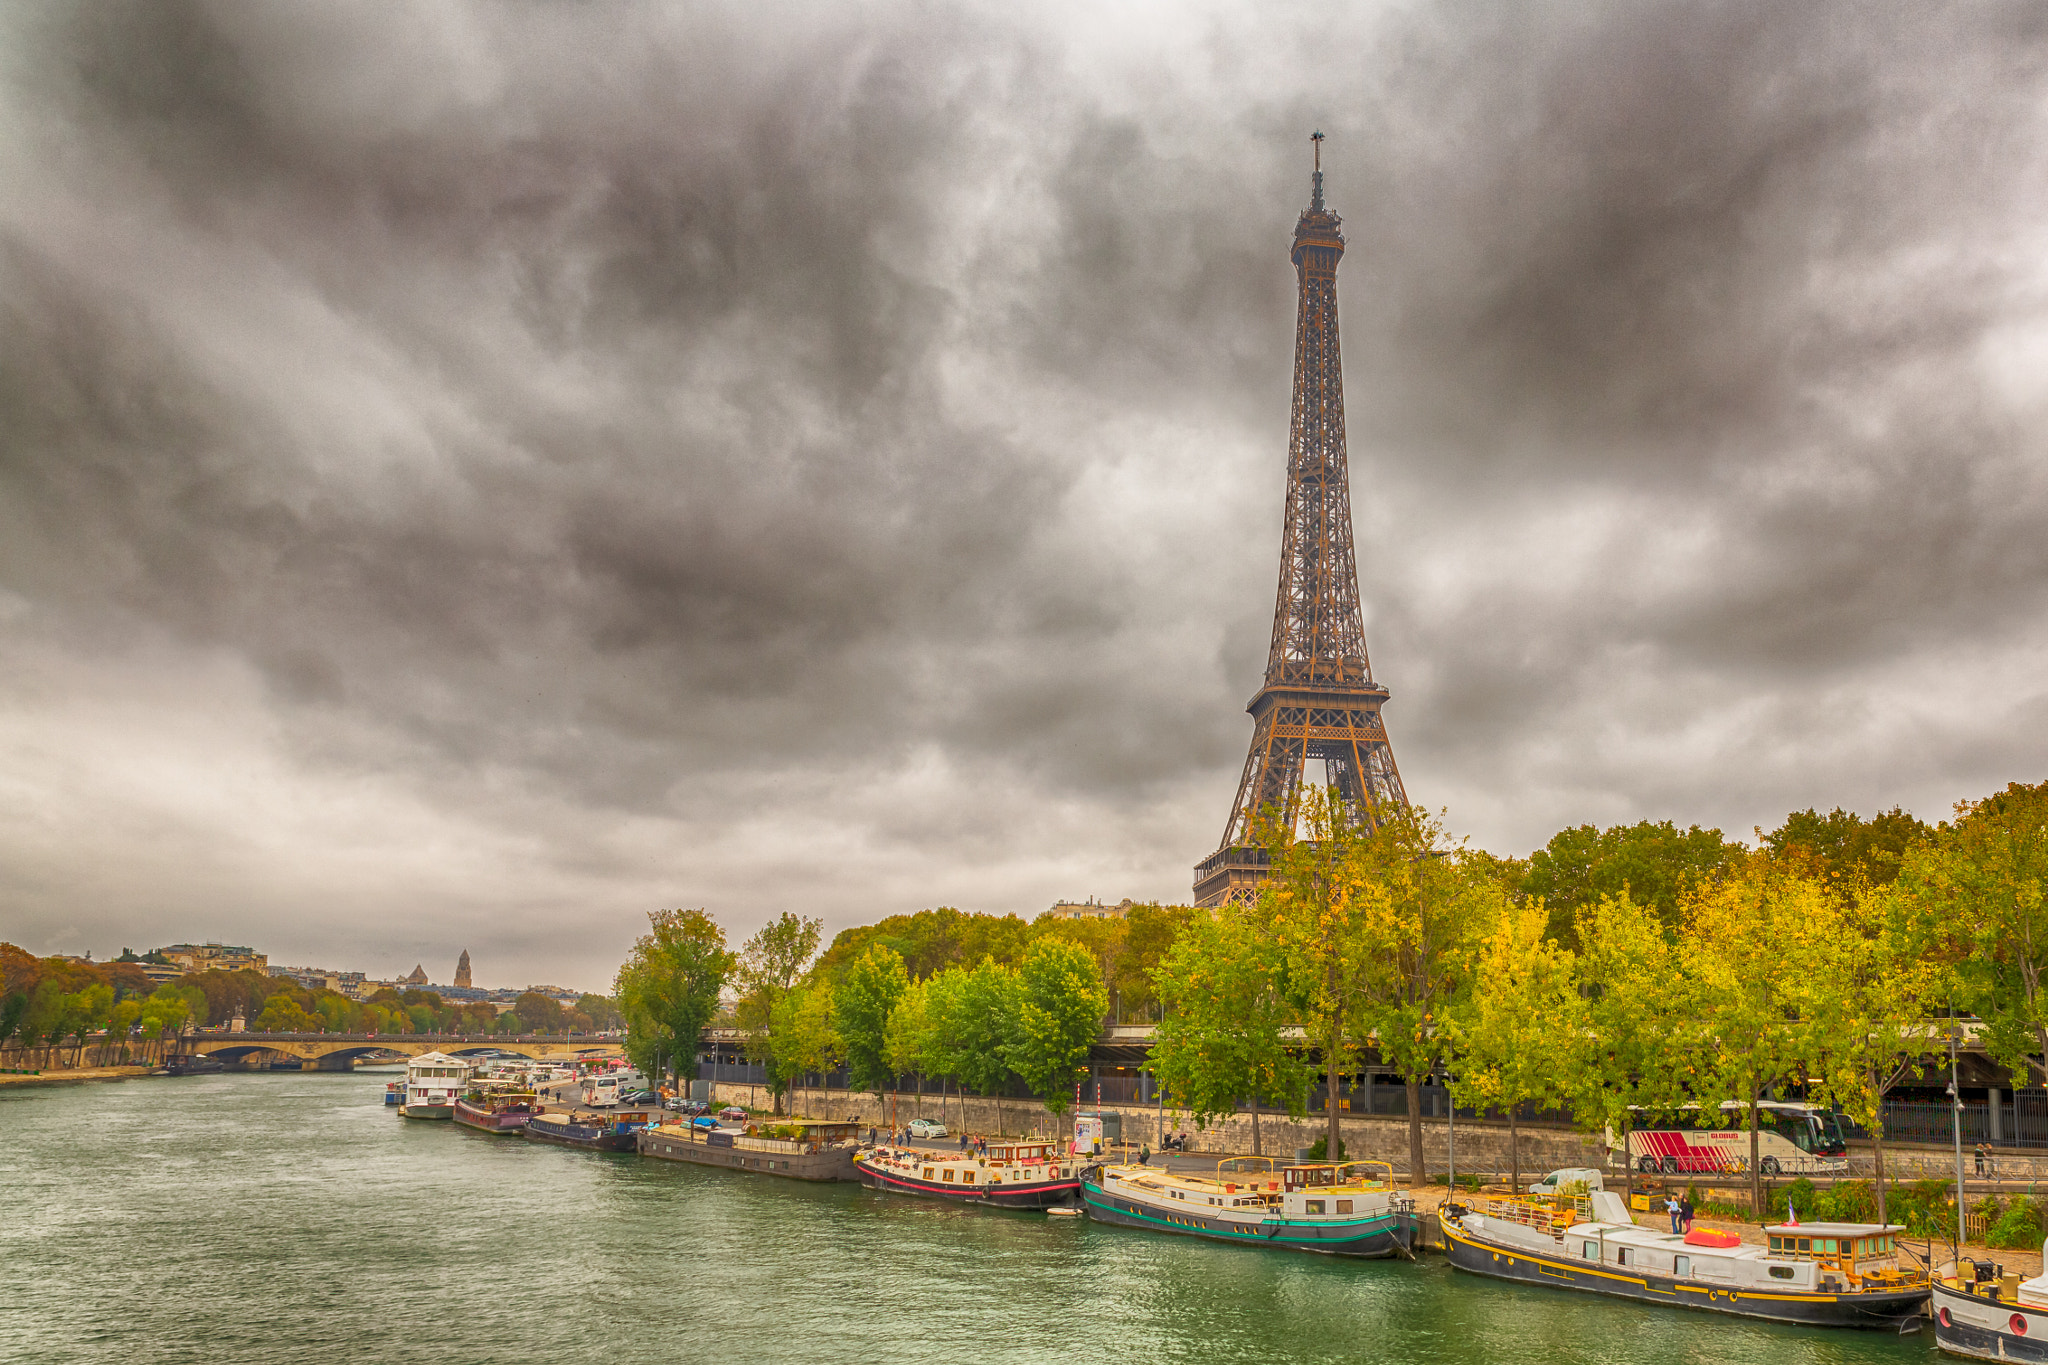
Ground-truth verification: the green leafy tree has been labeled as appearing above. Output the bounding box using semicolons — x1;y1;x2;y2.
615;908;736;1091
768;982;840;1102
946;958;1022;1135
1006;937;1109;1118
1804;878;1955;1226
735;913;824;1113
514;992;566;1033
837;944;909;1098
1571;891;1689;1175
1898;782;2048;1080
1525;819;1742;944
1681;860;1838;1213
1763;806;1932;888
1446;896;1586;1191
1151;903;1308;1156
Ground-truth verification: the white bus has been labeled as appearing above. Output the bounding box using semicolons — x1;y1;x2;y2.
1613;1101;1850;1176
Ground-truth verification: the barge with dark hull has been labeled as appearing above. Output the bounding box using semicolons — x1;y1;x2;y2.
856;1138;1087;1208
522;1110;651;1152
639;1119;860;1181
1932;1251;2048;1361
452;1090;534;1134
1442;1194;1925;1329
1083;1159;1414;1258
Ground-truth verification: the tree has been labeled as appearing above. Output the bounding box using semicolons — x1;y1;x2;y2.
1803;878;1955;1226
1525;819;1742;944
1763;806;1932;888
1899;782;2048;1082
837;944;909;1098
733;913;827;1113
1679;860;1835;1214
946;958;1021;1135
1151;903;1308;1156
1113;903;1199;1022
1446;896;1586;1192
514;992;566;1033
768;983;839;1103
1570;891;1690;1179
615;908;735;1092
1006;937;1109;1119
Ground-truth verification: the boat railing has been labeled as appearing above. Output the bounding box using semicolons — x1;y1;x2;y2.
1482;1192;1589;1230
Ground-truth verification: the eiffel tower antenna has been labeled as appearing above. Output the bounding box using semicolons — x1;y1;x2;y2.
1193;135;1409;908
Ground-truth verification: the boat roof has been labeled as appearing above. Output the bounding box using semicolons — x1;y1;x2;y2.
1764;1223;1904;1236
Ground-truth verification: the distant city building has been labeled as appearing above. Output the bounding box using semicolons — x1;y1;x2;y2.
1043;897;1133;921
455;950;472;989
404;964;428;986
156;943;268;975
268;964;369;998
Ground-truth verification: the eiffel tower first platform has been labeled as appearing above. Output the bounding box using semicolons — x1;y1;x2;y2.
1193;135;1409;908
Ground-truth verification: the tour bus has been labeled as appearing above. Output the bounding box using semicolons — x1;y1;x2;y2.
1609;1101;1850;1176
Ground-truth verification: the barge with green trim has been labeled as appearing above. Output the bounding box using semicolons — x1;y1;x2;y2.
1081;1159;1415;1257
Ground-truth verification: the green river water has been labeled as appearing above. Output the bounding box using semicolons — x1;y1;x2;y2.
3;1070;1942;1365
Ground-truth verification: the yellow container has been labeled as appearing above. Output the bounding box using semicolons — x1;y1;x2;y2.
1629;1193;1656;1213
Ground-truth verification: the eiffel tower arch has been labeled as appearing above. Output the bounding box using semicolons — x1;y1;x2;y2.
1193;135;1409;908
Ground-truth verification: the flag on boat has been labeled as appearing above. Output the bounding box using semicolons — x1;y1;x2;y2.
1785;1202;1799;1227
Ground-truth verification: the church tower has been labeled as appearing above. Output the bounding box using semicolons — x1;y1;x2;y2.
455;949;472;989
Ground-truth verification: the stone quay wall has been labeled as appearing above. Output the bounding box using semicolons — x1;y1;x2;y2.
708;1080;1607;1179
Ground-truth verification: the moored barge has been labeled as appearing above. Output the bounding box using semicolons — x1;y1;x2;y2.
523;1108;653;1152
1932;1248;2048;1360
1442;1191;1926;1328
1083;1159;1415;1257
639;1118;860;1181
856;1138;1088;1208
453;1084;535;1134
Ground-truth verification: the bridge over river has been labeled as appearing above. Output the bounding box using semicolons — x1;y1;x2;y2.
182;1032;625;1070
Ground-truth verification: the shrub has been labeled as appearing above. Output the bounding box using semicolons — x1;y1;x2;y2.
1305;1136;1348;1161
1813;1180;1875;1224
1988;1196;2043;1250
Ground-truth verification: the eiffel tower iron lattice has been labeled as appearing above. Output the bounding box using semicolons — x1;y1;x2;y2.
1193;135;1409;908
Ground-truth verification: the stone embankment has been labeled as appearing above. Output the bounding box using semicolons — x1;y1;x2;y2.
711;1081;1607;1176
0;1065;157;1088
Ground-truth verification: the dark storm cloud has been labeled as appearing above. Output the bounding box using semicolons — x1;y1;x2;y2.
4;0;2048;983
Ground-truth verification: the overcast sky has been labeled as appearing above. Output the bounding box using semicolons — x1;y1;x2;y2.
5;1;2048;992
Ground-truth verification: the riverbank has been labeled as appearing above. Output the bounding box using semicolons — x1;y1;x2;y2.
0;1064;156;1088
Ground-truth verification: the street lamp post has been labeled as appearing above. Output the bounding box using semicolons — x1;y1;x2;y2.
1950;1026;1966;1260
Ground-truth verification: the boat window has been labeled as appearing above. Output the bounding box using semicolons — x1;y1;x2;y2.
1796;1238;1810;1252
1584;1242;1598;1259
1674;1255;1690;1277
1616;1248;1630;1266
922;1168;934;1180
1306;1200;1325;1215
1336;1200;1353;1214
1768;1235;1782;1252
1769;1266;1795;1279
1816;1239;1834;1254
943;1171;955;1182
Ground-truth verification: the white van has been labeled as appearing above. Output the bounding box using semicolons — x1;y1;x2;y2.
1527;1167;1605;1196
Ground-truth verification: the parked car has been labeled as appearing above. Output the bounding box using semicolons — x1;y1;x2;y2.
618;1089;660;1106
717;1105;748;1122
1527;1167;1604;1197
908;1117;948;1140
666;1098;710;1115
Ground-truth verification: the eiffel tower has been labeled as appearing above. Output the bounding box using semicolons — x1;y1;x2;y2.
1193;134;1409;907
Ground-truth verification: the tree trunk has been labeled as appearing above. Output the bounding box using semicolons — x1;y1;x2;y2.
1749;1084;1763;1219
1874;1126;1889;1227
1405;1074;1425;1187
1325;1019;1343;1163
1510;1108;1521;1194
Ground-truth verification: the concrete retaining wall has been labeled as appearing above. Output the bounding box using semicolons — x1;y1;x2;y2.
710;1080;1607;1179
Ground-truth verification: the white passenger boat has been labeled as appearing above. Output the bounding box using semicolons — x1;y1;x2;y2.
398;1051;475;1120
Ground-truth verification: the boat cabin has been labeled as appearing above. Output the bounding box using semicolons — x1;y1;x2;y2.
404;1051;476;1108
1764;1223;1907;1285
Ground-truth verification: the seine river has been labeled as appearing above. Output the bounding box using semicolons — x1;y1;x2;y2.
5;1070;1935;1365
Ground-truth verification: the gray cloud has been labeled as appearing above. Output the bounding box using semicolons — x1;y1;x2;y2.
4;0;2048;987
